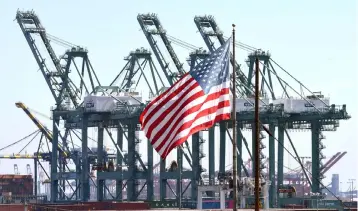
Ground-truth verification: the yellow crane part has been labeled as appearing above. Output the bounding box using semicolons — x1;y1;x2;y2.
15;102;67;157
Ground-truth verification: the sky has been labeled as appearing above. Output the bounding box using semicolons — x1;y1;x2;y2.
0;0;357;193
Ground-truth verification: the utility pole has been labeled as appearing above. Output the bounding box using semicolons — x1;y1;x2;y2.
348;179;355;202
232;24;238;211
179;154;182;209
254;57;260;211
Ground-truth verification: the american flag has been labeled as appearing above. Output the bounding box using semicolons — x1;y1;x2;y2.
140;38;232;159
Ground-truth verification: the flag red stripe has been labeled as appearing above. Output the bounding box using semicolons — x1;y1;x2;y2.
161;113;230;158
140;77;195;129
149;87;204;145
139;73;189;124
146;82;199;140
156;99;231;153
140;38;232;158
150;87;230;146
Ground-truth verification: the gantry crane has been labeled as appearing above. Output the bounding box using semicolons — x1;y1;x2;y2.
107;47;170;201
193;16;272;186
15;101;123;201
137;14;254;201
17;10;161;202
16;10;103;202
13;101;81;199
0;102;60;198
193;15;350;208
138;13;212;200
194;15;267;181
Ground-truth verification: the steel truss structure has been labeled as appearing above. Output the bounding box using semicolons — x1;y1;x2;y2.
14;10;350;208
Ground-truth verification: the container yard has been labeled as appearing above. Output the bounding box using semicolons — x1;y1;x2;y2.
0;2;356;211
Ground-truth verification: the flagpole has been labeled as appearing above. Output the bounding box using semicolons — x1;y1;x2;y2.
231;24;238;211
178;147;182;209
254;57;260;211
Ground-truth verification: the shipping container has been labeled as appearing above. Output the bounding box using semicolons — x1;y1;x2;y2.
272;98;330;113
0;204;24;211
0;174;33;195
235;98;270;112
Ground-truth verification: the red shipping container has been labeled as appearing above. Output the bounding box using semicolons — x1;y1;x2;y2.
0;174;33;195
0;204;24;211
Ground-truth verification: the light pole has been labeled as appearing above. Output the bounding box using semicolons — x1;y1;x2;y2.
348;179;356;202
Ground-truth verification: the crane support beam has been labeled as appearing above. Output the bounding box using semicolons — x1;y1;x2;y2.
321;151;347;175
320;152;341;171
137;13;185;85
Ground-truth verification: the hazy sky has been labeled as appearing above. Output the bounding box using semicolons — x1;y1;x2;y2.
0;0;356;193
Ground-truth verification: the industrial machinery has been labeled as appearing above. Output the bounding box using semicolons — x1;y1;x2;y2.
11;9;351;210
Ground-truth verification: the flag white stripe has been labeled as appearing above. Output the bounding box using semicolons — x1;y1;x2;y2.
142;74;191;122
143;79;197;133
151;82;230;149
156;92;230;152
149;85;203;142
159;106;231;156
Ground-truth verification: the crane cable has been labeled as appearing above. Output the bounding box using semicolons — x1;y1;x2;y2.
0;130;40;152
26;105;98;143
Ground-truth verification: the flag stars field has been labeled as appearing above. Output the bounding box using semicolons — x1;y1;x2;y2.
139;38;232;159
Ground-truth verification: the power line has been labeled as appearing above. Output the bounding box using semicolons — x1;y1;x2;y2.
0;130;40;152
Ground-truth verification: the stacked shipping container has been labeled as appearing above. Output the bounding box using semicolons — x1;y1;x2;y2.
0;174;33;195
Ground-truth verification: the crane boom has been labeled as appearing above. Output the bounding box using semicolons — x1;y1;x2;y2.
321;151;347;175
16;10;79;107
15;102;67;156
0;154;45;159
137;13;185;85
320;152;341;171
194;15;252;96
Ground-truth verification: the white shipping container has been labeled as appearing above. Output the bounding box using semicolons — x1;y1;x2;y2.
235;98;270;112
84;95;117;112
84;93;143;112
272;99;293;113
273;98;330;113
290;99;330;113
